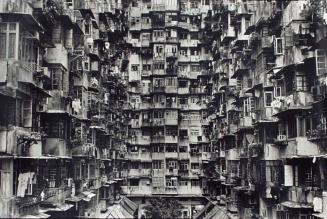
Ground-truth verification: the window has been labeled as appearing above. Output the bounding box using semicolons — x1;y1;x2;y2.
50;68;63;90
190;49;198;56
295;74;308;91
180;32;188;39
179;65;187;72
153;160;163;169
179;181;188;186
274;86;282;98
190;33;198;40
153;145;164;153
274;37;283;55
167;160;177;169
316;49;327;76
166;77;177;86
0;23;18;59
131;65;139;71
166;177;177;187
154;63;165;70
143;64;151;71
180;49;187;56
191;65;200;72
264;92;273;107
131;146;138;152
166;128;178;136
190;129;199;136
287;117;297;138
191;180;200;187
190;1;198;8
180;162;188;170
66;0;73;7
131;32;140;39
23;99;32;128
191;163;199;169
84;20;91;35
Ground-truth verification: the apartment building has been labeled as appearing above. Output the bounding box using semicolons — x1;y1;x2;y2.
122;0;214;201
207;0;327;219
0;0;133;218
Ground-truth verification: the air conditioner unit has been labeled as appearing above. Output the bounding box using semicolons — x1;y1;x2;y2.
277;135;286;141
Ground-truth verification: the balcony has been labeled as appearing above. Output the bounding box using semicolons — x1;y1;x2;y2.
165;136;178;144
178;55;191;62
166;169;178;176
128;169;151;178
178;87;189;94
253;108;275;123
307;127;327;141
152;86;165;93
152;135;165;143
226;148;240;160
0;0;33;14
165;86;178;94
166;37;179;44
127;152;151;161
165;118;178;126
151;4;165;11
165;152;178;159
181;40;199;48
128;136;151;145
152;118;165;127
121;186;151;195
280;137;319;158
239;148;248;159
72;144;96;158
179;152;189;160
152;169;165;177
201;152;211;161
221;28;236;44
46;90;72;113
272;92;314;116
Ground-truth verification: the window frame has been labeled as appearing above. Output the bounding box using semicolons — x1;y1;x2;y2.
0;22;18;59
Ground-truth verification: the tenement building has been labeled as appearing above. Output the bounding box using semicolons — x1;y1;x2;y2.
0;0;132;217
0;0;327;219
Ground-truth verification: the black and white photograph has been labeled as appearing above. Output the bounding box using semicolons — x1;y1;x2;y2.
0;0;327;218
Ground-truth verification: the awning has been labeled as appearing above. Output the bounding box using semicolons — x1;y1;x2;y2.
65;196;83;203
20;212;50;218
107;205;133;219
40;203;74;212
18;81;51;97
281;201;313;209
312;212;327;219
203;206;229;219
193;202;213;219
81;191;96;202
14;156;58;160
120;197;138;216
107;198;137;219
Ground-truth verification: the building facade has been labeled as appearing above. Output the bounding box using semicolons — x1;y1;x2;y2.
207;0;327;219
0;0;327;219
123;0;214;199
0;0;131;217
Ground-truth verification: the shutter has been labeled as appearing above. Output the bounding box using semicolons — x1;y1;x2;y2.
284;165;294;186
315;49;327;76
23;99;32;128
